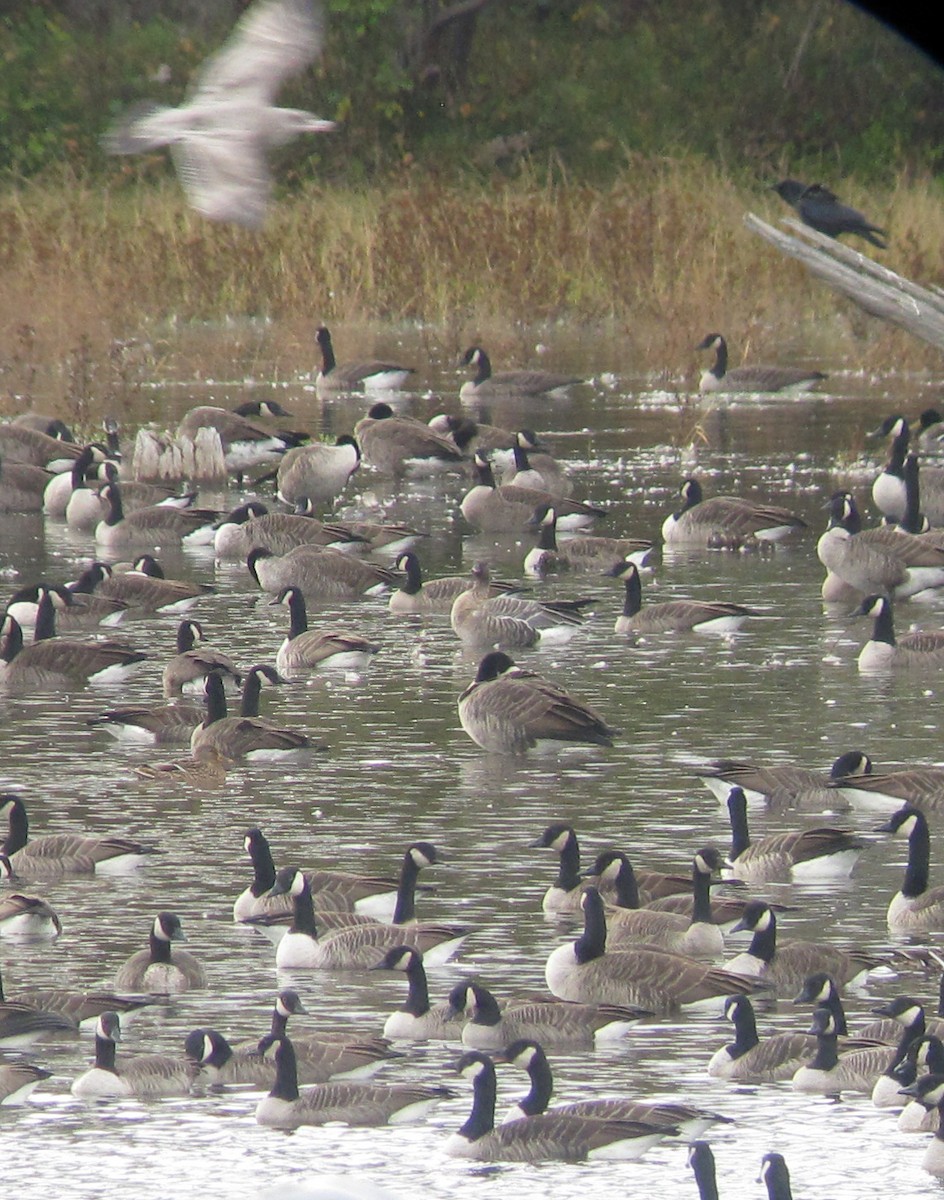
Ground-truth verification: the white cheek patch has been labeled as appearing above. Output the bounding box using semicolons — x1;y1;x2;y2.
900;815;918;838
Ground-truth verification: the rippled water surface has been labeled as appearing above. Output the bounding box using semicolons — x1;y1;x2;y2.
4;327;944;1199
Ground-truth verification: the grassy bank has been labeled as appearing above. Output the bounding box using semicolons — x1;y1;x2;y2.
2;159;944;413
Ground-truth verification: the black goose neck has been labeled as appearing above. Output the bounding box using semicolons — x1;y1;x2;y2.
727;1000;759;1058
727;789;751;861
1;617;23;664
536;515;558;552
204;675;228;727
609;857;640;909
745;911;777;965
148;928;173;964
458;1061;497;1141
808;1025;840;1071
902;811;931;898
1;799;27;856
270;1040;300;1102
518;1050;553;1117
290;878;319;938
286;590;309;640
887;425;909;475
554;832;581;892
317;327;337;375
471;351;492;386
400;555;423;596
901;454;923;532
691;1143;720;1200
240;670;264;718
248;831;277;897
94;1031;119;1074
574;889;607;963
468;986;501;1028
401;954;431;1016
690;861;714;924
711;338;728;379
102;485;125;526
621;568;642;618
870;599;896;647
393;848;422;924
33;591;57;642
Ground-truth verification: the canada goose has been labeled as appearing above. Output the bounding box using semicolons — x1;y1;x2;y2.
460;453;605;533
817;491;944;603
695;750;871;807
856;593;944;672
353;403;464;475
249;546;397;601
500;1037;728;1139
695;333;826;394
876;806;944;931
0;891;61;940
161;618;242;697
215;502;366;560
898;1076;944;1173
256;1037;450;1129
0;456;52;512
71;1012;196;1099
0;1061;51;1105
829;761;944;812
69;559;213;615
0;998;77;1048
6;581;127;632
0;596;148;692
792;1007;901;1095
388;553;519;616
450;561;590;651
113;912;208;994
272;586;380;675
530;823;585;913
372;946;465;1041
0;958;156;1031
725;901;882;995
523;505;652;577
898;1045;944;1131
445;981;646;1051
42;444;106;517
191;668;315;760
95;483;217;552
609;561;754;635
458;347;582;400
872;414;944;526
759;1152;798;1200
314;326;414;393
104;0;334;226
11;413;74;440
134;748;232;789
176;405;308;475
917;408;944;455
662;478;807;548
544;887;768;1013
722;786;862;882
603;848;726;959
707;994;816;1082
276;437;361;506
269;849;468;969
0;794;160;877
584;847;739;920
458;651;616;754
233;827;400;924
65;463;198;533
773;179;887;246
499;440;574;497
87;696;205;746
0;423;81;470
689;1142;720;1200
445;1050;669;1162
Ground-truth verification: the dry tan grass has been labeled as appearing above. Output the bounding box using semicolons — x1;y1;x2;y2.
1;159;942;417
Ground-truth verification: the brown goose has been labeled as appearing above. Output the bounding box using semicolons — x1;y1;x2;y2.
460;454;605;533
249;547;397;602
830;763;944;811
190;668;315;761
695;750;871;806
176;403;308;475
450;562;590;651
856;593;944;672
0;891;62;939
545;887;768;1013
0;959;156;1031
162;618;242;697
0;1060;51;1104
609;561;755;635
696;333;825;394
707;994;817;1082
314;326;414;393
276;437;361;506
0;457;52;512
95;482;217;551
524;505;652;577
661;478;807;549
459;346;583;400
71;1012;197;1099
272;586;379;675
353;403;464;474
113;912;207;994
457;652;616;754
388;553;519;616
0;424;81;469
69;558;213;615
214;502;366;559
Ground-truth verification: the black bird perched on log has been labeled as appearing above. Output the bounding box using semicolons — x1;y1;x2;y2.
772;179;888;249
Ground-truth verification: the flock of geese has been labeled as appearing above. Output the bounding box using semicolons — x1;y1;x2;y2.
5;330;944;1199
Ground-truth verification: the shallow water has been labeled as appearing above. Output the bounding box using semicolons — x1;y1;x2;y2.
4;327;944;1198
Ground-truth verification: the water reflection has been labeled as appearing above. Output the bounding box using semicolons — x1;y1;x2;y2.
2;330;944;1198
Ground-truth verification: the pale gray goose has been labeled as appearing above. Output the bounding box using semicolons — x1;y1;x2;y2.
94;482;217;551
69;558;213;615
722;785;862;882
161;618;242;697
372;946;466;1041
661;478;807;548
725;901;883;995
876;806;944;931
523;505;652;577
255;1036;450;1129
176;404;308;475
0;957;155;1031
450;561;590;651
276;436;361;506
856;593;944;672
695;750;871;806
191;668;315;760
0;1060;51;1105
0;457;52;513
388;553;519;616
445;1051;669;1162
314;325;414;393
458;346;582;400
71;1012;196;1099
0;423;81;469
272;586;379;675
500;1037;729;1139
460;453;604;533
0;590;148;691
270;847;468;969
113;912;207;994
707;994;817;1082
103;0;333;229
353;403;464;474
0;794;160;878
233;826;400;924
544;887;768;1013
457;652;616;754
609;561;754;635
249;547;397;603
696;333;825;394
445;980;647;1051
